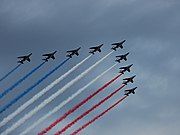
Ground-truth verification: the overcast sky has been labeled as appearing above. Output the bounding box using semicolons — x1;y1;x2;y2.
0;0;180;135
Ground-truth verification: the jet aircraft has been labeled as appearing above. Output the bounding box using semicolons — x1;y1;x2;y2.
122;75;136;85
17;53;32;64
115;52;129;63
124;87;137;96
119;64;133;74
89;44;103;54
111;40;126;51
66;47;81;58
42;51;57;62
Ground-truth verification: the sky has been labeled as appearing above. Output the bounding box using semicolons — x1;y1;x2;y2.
0;0;180;135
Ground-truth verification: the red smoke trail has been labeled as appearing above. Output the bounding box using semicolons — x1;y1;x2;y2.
70;95;127;135
38;73;122;135
54;84;125;135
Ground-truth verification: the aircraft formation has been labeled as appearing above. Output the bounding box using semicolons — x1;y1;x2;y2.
0;40;137;135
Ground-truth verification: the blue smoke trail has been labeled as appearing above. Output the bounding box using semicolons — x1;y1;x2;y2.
0;62;46;99
0;58;70;114
0;64;21;82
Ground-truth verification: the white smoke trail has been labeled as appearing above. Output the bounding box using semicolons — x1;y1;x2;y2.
2;51;113;135
20;63;117;135
0;55;92;128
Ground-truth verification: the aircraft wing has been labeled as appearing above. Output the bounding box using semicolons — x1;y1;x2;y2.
75;52;79;56
123;78;128;80
116;55;121;58
111;43;118;46
17;56;26;59
119;67;125;69
27;58;31;62
89;47;97;49
42;54;50;56
125;90;130;92
66;50;74;53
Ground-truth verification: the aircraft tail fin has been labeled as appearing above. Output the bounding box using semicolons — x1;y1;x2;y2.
42;58;48;62
124;93;129;96
51;55;55;60
66;54;72;58
111;47;116;51
18;61;23;64
122;81;127;85
119;70;124;74
115;59;120;63
89;51;94;54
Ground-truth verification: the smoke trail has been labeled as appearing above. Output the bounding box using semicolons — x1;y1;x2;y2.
0;58;70;114
70;96;128;135
0;64;21;82
20;63;117;135
0;62;46;99
39;72;122;134
1;51;113;135
0;56;90;128
54;84;125;135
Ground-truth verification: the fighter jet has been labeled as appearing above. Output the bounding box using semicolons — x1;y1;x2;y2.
124;87;137;96
115;52;129;63
17;53;32;64
111;40;126;51
122;75;136;85
42;51;57;62
66;47;81;58
119;64;133;74
89;44;103;54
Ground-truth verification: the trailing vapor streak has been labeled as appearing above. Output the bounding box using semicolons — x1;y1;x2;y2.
54;84;125;135
0;62;45;99
0;58;70;114
20;63;117;135
39;72;122;134
70;96;128;135
0;56;90;128
2;51;112;135
0;64;21;82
